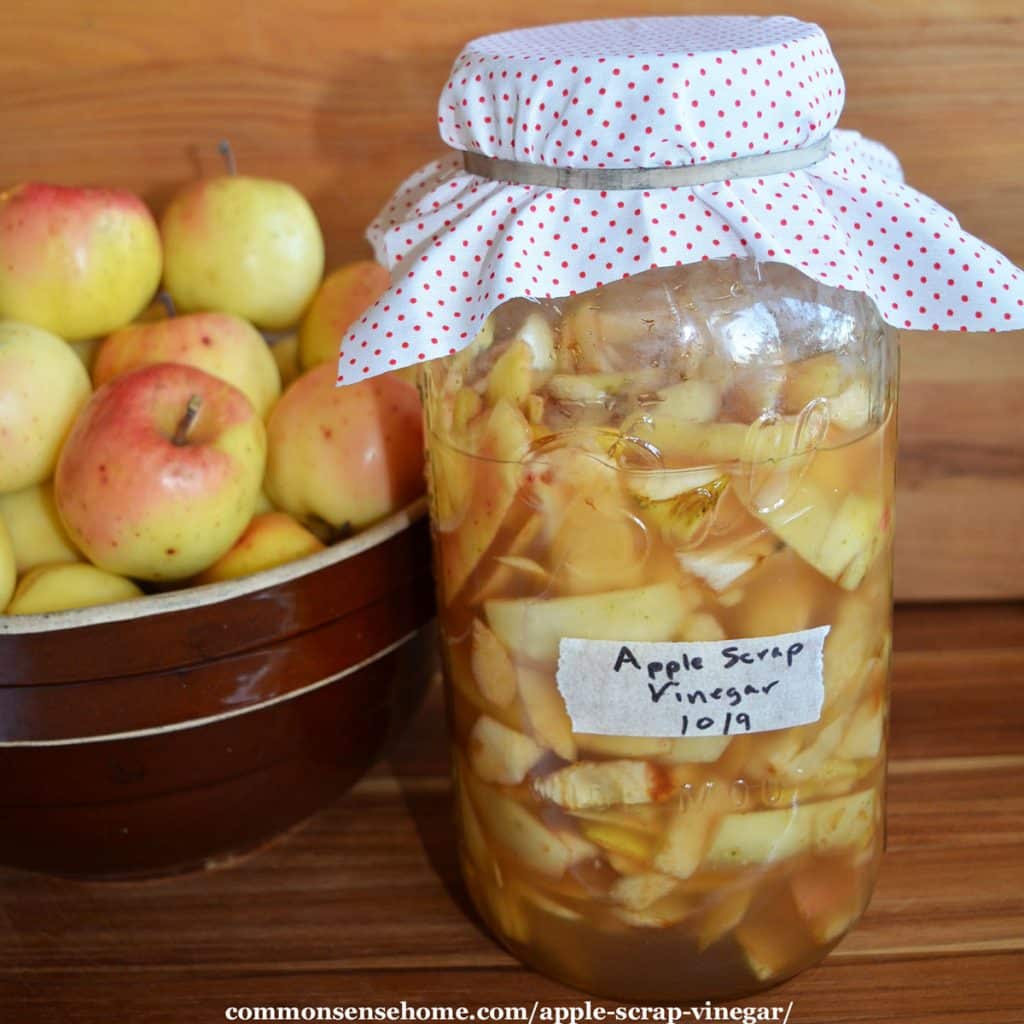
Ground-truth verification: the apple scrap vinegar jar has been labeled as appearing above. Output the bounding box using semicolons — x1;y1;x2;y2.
340;16;1024;1002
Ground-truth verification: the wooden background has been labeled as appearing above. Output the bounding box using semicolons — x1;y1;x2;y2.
1;0;1021;600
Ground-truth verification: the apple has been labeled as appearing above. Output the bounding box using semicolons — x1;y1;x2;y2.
0;183;162;341
264;365;424;532
6;561;142;615
254;490;275;515
298;260;390;370
269;333;301;389
55;363;266;581
70;337;103;373
161;175;324;330
195;511;324;584
0;481;81;572
0;517;15;611
94;311;281;417
0;321;92;493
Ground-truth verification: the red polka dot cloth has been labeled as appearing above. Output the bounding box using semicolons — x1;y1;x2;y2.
339;16;1024;383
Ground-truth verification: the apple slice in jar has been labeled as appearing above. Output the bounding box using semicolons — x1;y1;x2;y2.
730;546;825;637
823;595;889;716
677;545;767;595
469;619;518;708
828;377;873;432
613;888;697;929
440;318;495;397
486;339;536;410
781;353;853;412
782;355;874;435
447;637;526;733
469;514;549;603
734;891;820;982
578;821;658;867
609;872;679;912
516;665;577;761
455;767;494;877
465;771;597;880
549;497;650;594
695;884;756;951
651;378;721;423
703;788;877;870
790;856;867;945
653;779;734;880
747;477;886;592
468;715;545;785
439;398;532;600
428;442;475;533
838;690;886;761
634;476;731;552
721;364;786;425
520;440;626;555
533;759;673;811
485;580;697;663
518;881;584;922
619;416;750;468
576;734;731;765
771;716;848;783
545;368;666;404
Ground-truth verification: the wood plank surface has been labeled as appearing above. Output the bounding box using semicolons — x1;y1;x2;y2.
0;2;1022;600
1;602;1022;1023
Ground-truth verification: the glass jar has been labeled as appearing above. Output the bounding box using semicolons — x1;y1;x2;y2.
422;257;896;1001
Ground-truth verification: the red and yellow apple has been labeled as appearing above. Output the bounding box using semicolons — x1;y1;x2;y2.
0;183;162;341
6;561;142;615
94;311;281;417
161;175;324;330
0;481;81;572
55;362;266;581
0;320;92;493
298;260;390;370
270;333;301;389
264;365;424;531
0;517;15;611
195;511;324;584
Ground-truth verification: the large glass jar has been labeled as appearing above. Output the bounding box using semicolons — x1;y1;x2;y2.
422;257;896;1001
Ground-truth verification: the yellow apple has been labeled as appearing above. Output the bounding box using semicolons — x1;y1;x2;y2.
0;183;162;341
0;481;81;572
93;311;281;417
6;561;142;615
134;295;172;323
0;517;15;611
55;363;266;581
161;175;324;330
298;260;391;370
195;511;324;583
70;337;103;373
269;333;301;390
264;365;424;532
0;321;92;493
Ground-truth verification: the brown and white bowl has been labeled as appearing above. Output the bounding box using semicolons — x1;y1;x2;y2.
0;499;436;879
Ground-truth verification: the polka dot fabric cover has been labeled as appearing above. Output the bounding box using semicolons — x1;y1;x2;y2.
338;16;1024;383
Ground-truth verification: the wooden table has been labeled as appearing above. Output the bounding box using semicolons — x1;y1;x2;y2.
1;603;1021;1023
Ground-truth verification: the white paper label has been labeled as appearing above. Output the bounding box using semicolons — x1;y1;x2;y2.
556;626;830;738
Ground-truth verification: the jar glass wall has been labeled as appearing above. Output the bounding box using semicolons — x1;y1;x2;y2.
421;259;896;1002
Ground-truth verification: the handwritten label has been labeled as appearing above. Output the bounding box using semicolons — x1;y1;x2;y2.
555;625;830;738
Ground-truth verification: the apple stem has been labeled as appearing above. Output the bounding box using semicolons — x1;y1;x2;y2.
172;395;203;446
218;139;238;176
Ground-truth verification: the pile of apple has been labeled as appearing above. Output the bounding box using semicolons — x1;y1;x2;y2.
0;172;423;616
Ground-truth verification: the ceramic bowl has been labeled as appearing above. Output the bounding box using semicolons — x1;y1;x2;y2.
0;500;436;878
